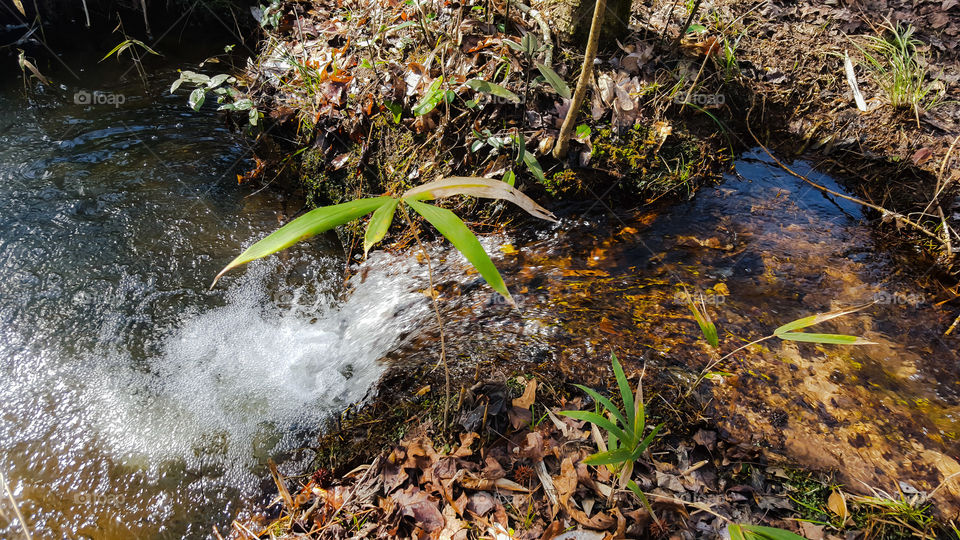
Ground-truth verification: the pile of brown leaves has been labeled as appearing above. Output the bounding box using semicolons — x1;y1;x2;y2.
228;378;816;539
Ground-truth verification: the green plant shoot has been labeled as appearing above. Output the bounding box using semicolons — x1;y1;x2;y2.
213;177;556;308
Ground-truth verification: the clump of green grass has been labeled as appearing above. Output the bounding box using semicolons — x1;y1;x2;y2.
856;20;944;118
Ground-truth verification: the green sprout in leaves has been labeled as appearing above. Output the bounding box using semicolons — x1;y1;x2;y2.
727;524;805;540
560;353;661;513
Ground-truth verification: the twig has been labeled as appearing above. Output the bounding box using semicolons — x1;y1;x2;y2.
920;134;959;218
946;313;960;336
140;0;152;39
745;103;947;247
673;0;703;49
553;0;606;159
317;456;380;534
400;206;451;431
513;3;553;67
1;472;32;540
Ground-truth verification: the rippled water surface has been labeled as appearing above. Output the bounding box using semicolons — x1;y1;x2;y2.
0;57;429;538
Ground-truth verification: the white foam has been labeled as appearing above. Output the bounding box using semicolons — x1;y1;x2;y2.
79;251;428;485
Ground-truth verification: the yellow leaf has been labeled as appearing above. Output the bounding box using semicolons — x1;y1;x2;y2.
828;489;848;521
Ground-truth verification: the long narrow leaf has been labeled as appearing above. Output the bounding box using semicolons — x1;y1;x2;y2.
466;79;521;103
572;384;628;432
536;63;571;99
521;151;547;183
627;480;656;521
363;198;399;257
738;524;806;540
728;525;747;540
629;424;661;461
774;303;873;335
214;197;392;285
583;446;634;466
558;410;629;444
777;332;876;345
406;200;515;307
611;354;636;431
683;291;719;347
401;177;556;221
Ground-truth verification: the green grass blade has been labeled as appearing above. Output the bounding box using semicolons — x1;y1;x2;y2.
572;384;628;432
727;524;747;540
363;198;399;257
773;303;872;335
739;524;806;540
406;199;515;307
611;353;636;431
583;446;633;466
629;424;661;461
558;410;629;444
466;79;520;103
683;292;719;347
776;332;876;345
535;63;571;99
627;480;655;517
214;196;391;285
129;39;160;56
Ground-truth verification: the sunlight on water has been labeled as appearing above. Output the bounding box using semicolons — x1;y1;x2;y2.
0;64;429;538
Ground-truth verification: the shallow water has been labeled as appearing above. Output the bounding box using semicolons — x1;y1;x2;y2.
0;58;430;538
398;151;960;508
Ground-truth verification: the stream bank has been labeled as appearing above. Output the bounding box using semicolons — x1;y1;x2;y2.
211;0;960;537
233;151;960;539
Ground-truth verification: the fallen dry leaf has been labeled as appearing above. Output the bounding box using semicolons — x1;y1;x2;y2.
392;485;445;532
512;378;538;408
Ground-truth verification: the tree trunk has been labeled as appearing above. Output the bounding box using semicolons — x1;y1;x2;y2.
531;0;632;46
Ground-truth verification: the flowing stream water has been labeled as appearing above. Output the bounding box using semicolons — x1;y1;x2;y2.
0;54;430;538
2;43;960;540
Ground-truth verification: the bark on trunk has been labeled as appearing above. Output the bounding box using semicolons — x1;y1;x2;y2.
531;0;632;45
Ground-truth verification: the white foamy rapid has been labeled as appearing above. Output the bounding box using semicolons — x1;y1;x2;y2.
89;253;429;476
0;250;429;538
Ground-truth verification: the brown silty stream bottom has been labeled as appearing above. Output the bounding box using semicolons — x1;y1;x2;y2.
379;149;960;511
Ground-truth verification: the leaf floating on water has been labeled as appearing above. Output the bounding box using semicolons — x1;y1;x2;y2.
213;196;392;286
402;176;557;222
776;332;876;345
773;302;875;336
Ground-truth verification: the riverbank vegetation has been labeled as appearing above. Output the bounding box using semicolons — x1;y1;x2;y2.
195;0;960;536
